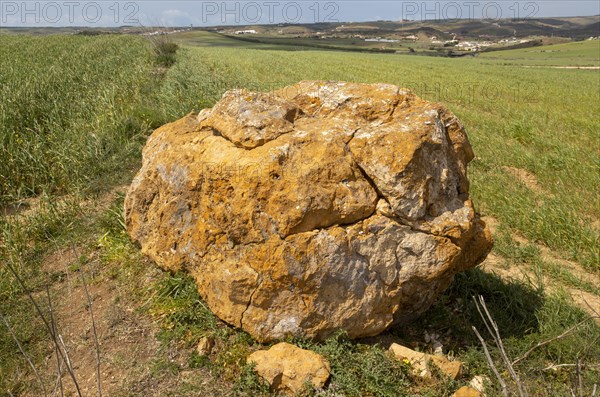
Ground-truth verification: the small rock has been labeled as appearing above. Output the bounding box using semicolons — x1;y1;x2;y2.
389;343;462;380
248;342;330;395
196;336;214;356
389;343;432;378
424;331;444;355
452;386;481;397
430;355;462;380
432;340;444;355
469;375;488;395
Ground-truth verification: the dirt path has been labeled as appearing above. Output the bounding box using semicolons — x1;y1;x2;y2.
16;186;230;397
41;250;163;396
481;217;600;323
30;242;230;397
481;253;599;321
521;66;600;70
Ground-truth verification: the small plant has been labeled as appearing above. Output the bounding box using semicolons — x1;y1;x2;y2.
150;36;179;67
231;362;271;396
296;332;411;397
150;273;219;345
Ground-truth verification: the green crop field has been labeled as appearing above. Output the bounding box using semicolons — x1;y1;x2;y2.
479;39;600;66
1;33;598;397
0;35;163;203
171;30;460;55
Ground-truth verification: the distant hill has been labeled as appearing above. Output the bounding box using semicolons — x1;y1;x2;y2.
2;15;598;41
216;16;600;40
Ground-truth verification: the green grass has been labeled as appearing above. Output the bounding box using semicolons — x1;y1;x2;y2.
171;30;309;51
0;35;169;204
479;39;600;66
170;30;462;55
494;229;600;296
0;34;174;394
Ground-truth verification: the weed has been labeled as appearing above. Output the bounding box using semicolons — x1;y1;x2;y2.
231;362;271;396
295;332;410;397
149;36;179;68
150;273;219;345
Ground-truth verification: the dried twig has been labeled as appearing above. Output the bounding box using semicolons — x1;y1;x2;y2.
45;285;64;397
512;317;598;366
3;259;82;396
579;292;600;317
473;295;526;397
72;243;103;397
471;325;509;397
577;359;583;397
52;359;65;397
0;312;48;397
56;334;77;388
542;363;600;371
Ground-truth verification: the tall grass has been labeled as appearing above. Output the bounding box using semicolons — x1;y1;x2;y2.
0;35;161;203
0;34;172;394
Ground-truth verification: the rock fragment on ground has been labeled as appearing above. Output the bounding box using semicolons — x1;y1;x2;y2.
469;375;488;395
247;342;330;394
452;386;482;397
389;342;462;379
196;336;214;356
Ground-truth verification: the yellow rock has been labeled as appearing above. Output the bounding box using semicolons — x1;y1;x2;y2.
248;342;330;395
452;386;482;397
125;81;493;342
389;343;462;380
196;336;214;356
431;355;463;380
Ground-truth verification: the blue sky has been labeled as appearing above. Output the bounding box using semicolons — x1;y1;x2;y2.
1;1;599;27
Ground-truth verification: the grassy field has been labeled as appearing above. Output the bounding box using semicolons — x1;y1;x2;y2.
0;35;168;204
0;33;598;397
0;34;175;394
171;30;459;55
479;39;600;66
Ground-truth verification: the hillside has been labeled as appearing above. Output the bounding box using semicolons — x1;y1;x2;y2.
211;15;600;39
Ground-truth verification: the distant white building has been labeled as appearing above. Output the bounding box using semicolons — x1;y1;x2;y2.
365;38;399;43
234;30;257;35
456;40;494;51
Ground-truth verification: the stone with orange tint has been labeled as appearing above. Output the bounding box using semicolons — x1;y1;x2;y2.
125;81;492;342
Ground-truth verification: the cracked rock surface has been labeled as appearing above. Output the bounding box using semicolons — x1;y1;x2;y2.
124;81;492;342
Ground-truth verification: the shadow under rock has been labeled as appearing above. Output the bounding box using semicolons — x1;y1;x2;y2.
364;268;544;351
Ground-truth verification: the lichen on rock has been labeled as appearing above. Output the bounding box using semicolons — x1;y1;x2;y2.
124;80;492;342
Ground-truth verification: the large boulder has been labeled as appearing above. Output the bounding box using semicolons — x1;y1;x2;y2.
125;81;492;342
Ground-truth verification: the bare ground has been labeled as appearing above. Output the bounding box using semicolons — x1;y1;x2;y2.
481;216;600;322
13;187;232;397
28;242;231;397
502;166;546;196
